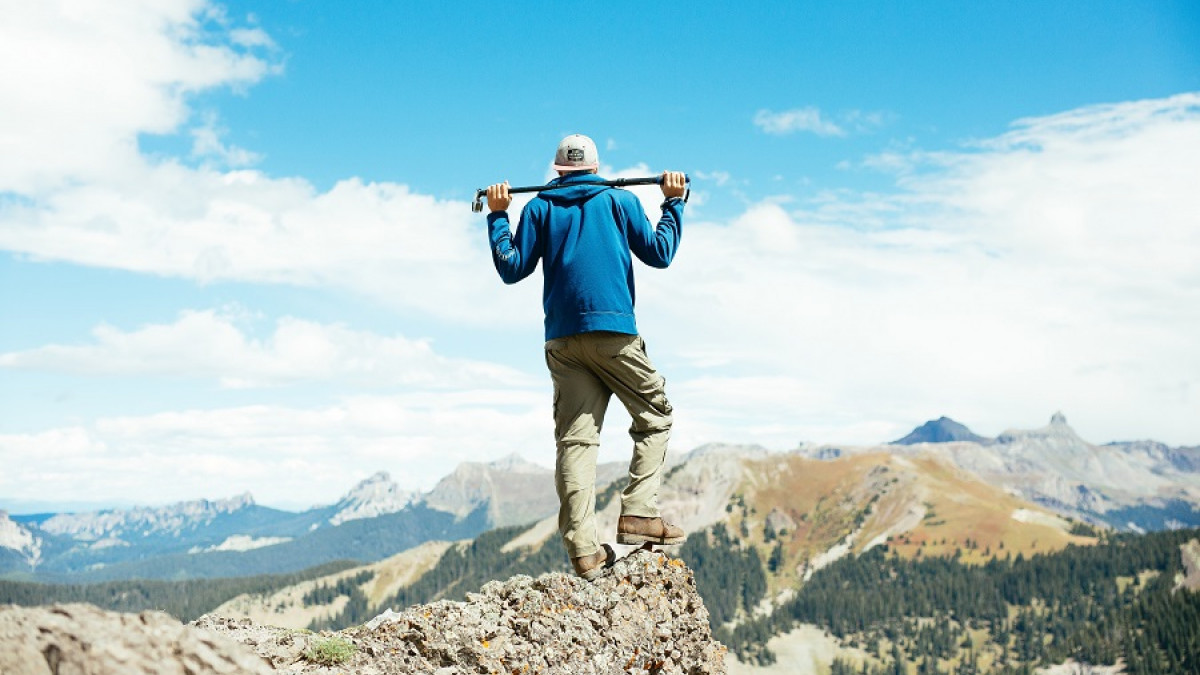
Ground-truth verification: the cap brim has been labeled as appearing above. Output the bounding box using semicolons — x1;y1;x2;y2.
552;163;598;173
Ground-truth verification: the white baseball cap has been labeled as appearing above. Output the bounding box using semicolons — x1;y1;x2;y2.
552;134;599;173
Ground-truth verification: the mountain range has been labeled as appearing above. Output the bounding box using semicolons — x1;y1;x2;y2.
200;424;1125;634
2;413;1197;583
879;412;1200;529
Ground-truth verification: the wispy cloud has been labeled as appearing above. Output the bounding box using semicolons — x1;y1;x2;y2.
754;107;845;136
0;308;536;389
646;92;1200;447
754;107;890;137
190;113;261;168
0;1;527;326
0;392;554;506
0;0;278;194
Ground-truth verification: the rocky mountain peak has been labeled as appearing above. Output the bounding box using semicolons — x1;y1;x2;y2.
485;453;547;474
221;493;256;510
424;455;557;527
997;412;1087;445
890;416;990;445
685;442;770;461
328;472;417;527
0;510;41;566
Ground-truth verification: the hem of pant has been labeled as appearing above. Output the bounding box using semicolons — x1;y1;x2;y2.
567;544;601;559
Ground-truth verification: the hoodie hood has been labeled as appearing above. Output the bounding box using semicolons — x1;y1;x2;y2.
538;172;613;206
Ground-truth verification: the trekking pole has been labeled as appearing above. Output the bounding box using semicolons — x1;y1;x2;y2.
471;175;690;212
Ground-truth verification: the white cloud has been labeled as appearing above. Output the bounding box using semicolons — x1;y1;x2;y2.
190;112;260;167
6;89;1194;448
0;309;536;389
2;1;527;329
0;393;554;507
754;107;845;137
0;0;277;194
640;93;1200;447
754;107;889;137
0;165;535;325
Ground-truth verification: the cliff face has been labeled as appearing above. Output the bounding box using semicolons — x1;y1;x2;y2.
0;549;726;675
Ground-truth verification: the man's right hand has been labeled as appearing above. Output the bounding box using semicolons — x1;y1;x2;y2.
486;182;512;212
660;171;686;199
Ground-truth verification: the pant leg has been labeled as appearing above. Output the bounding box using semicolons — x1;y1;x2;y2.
584;333;673;519
545;336;612;559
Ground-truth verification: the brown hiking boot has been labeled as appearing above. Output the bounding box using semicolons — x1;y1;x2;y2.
571;543;615;581
617;515;685;546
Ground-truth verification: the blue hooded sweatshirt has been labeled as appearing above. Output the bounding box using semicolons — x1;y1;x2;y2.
487;172;683;340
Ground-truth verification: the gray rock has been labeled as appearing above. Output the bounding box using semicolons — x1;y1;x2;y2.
0;550;725;674
0;603;272;675
202;548;727;674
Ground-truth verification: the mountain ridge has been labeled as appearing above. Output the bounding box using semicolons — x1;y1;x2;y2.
3;412;1197;581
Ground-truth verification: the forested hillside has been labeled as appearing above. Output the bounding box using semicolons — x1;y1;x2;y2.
0;560;358;622
713;527;1200;674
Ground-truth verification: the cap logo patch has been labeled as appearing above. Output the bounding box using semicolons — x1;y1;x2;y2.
567;148;585;162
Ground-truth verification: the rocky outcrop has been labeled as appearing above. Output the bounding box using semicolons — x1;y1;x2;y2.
0;603;273;675
328;472;419;526
0;511;41;568
0;549;726;675
423;454;560;528
1177;538;1200;592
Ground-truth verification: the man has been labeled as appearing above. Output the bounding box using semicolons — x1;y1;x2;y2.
485;133;687;580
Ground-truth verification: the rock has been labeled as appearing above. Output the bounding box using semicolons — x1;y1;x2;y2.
0;603;272;675
201;548;727;674
0;551;725;675
765;507;797;536
1176;538;1200;592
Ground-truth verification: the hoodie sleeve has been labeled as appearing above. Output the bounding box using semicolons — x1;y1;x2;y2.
488;204;542;284
625;196;683;269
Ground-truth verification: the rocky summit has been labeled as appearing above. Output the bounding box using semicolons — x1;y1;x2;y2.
0;549;726;675
0;603;273;675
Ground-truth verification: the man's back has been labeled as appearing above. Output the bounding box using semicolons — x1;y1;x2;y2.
488;172;683;340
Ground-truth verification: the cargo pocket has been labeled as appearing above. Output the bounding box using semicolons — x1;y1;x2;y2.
646;375;673;416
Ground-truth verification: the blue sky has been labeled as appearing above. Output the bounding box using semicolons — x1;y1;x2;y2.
2;1;1198;511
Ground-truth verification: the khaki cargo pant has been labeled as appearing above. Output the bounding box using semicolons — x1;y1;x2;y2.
544;331;673;559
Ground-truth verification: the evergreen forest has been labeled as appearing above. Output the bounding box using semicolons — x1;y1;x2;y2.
707;527;1200;674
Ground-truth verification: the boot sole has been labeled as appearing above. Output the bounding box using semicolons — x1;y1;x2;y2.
616;533;685;546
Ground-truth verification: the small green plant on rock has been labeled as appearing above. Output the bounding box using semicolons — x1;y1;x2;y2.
304;636;356;665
